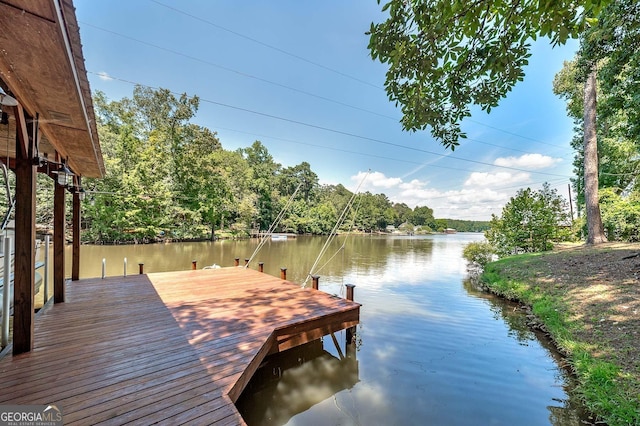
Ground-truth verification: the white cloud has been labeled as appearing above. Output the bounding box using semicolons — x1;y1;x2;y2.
97;71;113;81
493;153;561;170
352;171;402;190
464;171;531;187
348;170;520;220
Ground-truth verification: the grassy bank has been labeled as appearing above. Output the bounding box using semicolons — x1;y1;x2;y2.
480;243;640;426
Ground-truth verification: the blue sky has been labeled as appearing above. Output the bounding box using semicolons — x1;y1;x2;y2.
75;0;579;220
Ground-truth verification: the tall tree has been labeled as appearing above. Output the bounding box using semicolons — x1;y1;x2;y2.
241;141;281;230
368;0;609;244
554;0;640;242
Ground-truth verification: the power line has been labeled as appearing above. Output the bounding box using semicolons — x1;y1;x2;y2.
89;71;573;179
149;0;382;90
465;117;574;152
80;21;575;155
79;21;394;121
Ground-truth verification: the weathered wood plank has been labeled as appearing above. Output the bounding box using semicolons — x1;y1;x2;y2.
0;267;359;425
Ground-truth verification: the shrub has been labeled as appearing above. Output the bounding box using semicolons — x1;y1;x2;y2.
463;241;496;267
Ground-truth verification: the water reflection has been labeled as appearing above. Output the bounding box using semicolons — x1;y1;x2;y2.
62;234;588;425
236;339;359;426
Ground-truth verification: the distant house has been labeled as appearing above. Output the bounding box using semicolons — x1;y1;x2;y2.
386;225;397;233
444;228;457;234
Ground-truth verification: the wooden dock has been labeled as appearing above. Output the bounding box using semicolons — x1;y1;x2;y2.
0;267;360;425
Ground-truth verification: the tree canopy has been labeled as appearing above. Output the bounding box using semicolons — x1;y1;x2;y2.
17;86;487;244
368;0;607;149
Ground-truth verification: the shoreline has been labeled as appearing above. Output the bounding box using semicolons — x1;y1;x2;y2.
479;242;640;426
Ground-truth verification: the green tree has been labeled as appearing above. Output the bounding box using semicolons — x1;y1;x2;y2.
368;0;609;245
412;205;434;227
392;202;412;226
367;0;604;148
486;184;570;256
241;141;281;230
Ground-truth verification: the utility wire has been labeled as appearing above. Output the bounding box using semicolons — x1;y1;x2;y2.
80;20;574;153
79;21;394;121
88;71;573;179
149;0;382;90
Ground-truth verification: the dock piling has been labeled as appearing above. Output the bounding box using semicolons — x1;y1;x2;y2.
139;263;144;275
234;258;240;267
258;262;264;273
345;284;356;345
345;284;355;301
311;275;319;290
245;258;249;266
192;260;197;270
124;257;127;277
280;268;287;280
101;258;106;279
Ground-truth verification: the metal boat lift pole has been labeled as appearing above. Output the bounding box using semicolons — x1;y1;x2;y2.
1;237;11;347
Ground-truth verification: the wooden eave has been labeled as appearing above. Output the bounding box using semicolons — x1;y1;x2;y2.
0;0;104;178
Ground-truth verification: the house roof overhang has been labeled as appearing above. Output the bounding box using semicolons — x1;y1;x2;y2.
0;0;104;178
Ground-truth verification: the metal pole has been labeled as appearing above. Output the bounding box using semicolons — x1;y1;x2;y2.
44;235;50;303
101;258;106;279
124;257;127;277
2;237;12;347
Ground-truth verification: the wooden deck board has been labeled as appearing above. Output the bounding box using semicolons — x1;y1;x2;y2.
0;267;360;425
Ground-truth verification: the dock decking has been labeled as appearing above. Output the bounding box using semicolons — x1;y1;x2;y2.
0;267;360;425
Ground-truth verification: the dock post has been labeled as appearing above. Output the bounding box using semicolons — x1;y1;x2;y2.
345;284;356;345
245;258;249;267
139;263;144;275
44;235;50;303
345;284;355;301
192;260;197;270
258;262;264;273
311;275;319;290
124;257;127;277
101;258;106;279
280;268;287;280
234;258;240;267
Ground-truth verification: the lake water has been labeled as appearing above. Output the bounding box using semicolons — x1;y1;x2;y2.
59;234;586;425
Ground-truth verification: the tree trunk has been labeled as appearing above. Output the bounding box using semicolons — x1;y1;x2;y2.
583;67;607;245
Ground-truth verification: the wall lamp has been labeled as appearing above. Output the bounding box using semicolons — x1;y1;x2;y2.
52;160;74;186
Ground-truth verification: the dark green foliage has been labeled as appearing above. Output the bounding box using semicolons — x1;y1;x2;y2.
599;188;640;242
68;87;460;243
486;183;571;256
553;0;640;241
368;0;606;149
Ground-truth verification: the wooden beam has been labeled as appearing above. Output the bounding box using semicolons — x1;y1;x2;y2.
72;179;81;281
13;105;30;158
54;180;65;302
12;108;36;355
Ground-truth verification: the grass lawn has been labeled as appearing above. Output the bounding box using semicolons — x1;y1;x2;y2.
481;242;640;426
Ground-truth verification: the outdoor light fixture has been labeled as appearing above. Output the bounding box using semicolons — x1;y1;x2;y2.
0;87;18;107
78;187;86;201
53;161;73;186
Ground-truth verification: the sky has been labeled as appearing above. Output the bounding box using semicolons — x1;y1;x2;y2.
75;0;580;221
